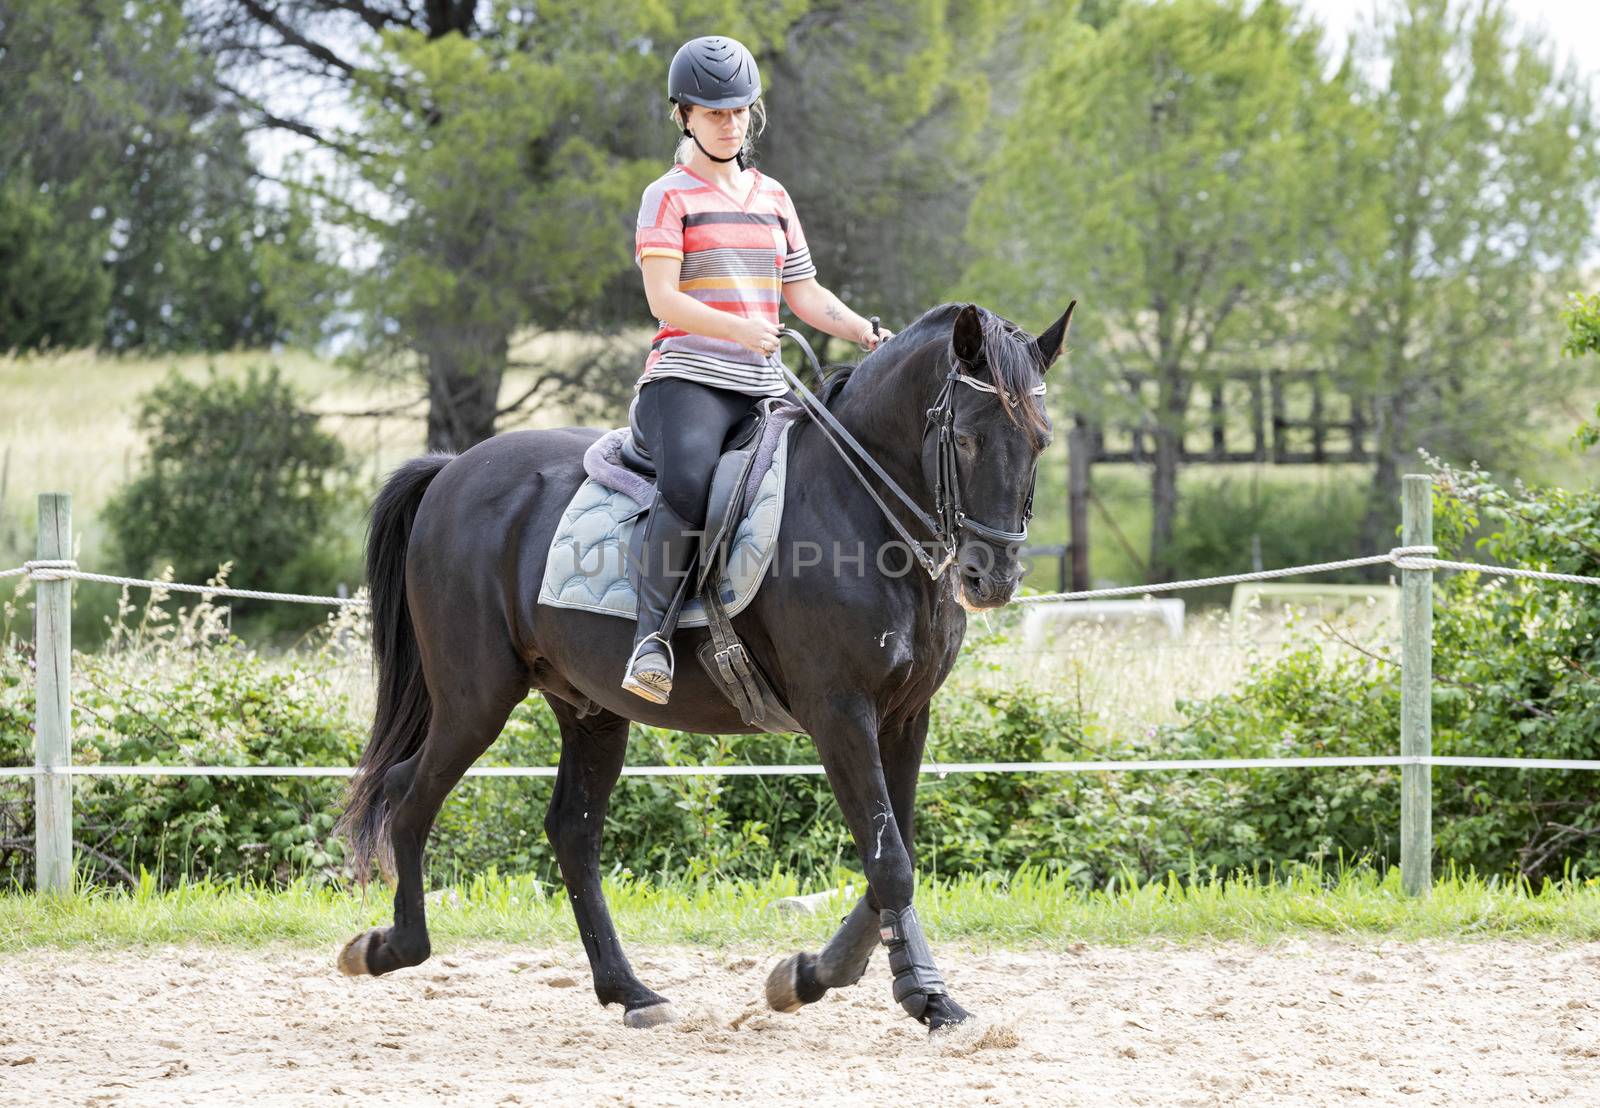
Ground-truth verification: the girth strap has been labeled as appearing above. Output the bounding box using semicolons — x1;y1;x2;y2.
700;580;763;723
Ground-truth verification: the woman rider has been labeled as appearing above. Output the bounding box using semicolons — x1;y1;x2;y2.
623;34;893;703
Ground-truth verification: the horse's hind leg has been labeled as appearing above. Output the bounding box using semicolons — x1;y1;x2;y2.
338;662;527;978
764;705;928;1014
542;694;673;1028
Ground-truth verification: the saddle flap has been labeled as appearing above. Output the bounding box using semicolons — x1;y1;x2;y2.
695;445;761;594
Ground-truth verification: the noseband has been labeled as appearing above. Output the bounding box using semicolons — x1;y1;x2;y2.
776;327;1046;580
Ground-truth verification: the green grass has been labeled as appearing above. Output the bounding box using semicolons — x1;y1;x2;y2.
6;866;1600;953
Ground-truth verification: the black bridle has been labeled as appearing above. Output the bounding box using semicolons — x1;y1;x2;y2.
774;326;1046;580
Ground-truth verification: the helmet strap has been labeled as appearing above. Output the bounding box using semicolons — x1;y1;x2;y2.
683;126;744;166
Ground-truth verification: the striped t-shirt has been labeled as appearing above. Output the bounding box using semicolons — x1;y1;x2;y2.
634;164;817;397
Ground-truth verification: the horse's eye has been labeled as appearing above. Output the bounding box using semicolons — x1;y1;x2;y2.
955;433;976;453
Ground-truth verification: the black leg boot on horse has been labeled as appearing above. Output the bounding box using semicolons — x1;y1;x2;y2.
620;491;702;703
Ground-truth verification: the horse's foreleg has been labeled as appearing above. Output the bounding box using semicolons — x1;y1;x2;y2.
878;703;968;1029
802;698;970;1032
765;707;935;1013
543;695;673;1028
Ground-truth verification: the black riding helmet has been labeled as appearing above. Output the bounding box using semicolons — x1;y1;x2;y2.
668;36;761;167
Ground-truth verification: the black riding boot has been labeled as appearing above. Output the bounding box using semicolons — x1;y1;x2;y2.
621;492;701;704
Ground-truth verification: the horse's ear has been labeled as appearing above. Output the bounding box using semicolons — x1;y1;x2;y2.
1034;300;1076;372
951;303;984;370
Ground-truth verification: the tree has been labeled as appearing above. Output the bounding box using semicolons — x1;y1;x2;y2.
0;171;111;350
1;0;141;350
1331;0;1600;548
963;0;1346;580
102;113;323;352
338;25;653;447
0;0;311;353
195;2;822;450
756;0;1016;349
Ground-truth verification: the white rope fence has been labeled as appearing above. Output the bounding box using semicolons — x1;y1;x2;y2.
7;755;1600;779
5;545;1600;608
1;560;361;606
1013;546;1600;601
9;476;1600;899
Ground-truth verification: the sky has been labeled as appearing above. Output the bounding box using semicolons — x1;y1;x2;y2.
1301;0;1600;79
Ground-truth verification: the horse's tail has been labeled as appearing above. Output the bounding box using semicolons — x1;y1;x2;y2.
338;452;453;884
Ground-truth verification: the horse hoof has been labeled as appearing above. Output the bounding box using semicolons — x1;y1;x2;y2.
924;997;973;1034
623;1002;676;1029
764;954;807;1013
337;928;383;976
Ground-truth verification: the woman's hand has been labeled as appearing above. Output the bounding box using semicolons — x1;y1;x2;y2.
729;315;783;357
859;320;895;352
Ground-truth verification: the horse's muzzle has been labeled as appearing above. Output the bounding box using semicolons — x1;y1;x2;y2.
958;566;1020;609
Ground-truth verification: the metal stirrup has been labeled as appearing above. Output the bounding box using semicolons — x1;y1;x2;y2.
625;632;675;676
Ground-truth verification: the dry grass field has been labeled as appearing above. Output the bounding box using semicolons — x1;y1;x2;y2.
0;331;651;568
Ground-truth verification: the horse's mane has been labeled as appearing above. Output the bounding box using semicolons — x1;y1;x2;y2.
814;303;1050;446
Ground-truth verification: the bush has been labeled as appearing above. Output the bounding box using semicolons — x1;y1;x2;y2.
101;365;360;634
1424;458;1600;877
1;582;363;888
1165;472;1370;601
1134;455;1600;882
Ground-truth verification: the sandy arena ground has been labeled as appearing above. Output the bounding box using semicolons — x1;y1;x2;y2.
3;938;1598;1105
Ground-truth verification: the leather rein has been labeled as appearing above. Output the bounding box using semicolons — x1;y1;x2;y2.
773;326;1046;580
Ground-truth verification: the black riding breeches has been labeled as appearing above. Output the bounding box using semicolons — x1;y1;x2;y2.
634;377;762;525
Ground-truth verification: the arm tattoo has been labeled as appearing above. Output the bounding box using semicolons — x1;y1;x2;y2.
825;300;844;322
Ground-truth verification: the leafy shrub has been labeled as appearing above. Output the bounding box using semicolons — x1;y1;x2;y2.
1165;472;1369;601
1131;455;1600;882
1423;459;1600;877
101;365;360;633
1;578;362;888
428;726;857;887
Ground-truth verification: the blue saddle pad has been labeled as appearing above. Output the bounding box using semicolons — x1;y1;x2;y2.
536;421;792;625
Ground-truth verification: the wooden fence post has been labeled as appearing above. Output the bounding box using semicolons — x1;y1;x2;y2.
34;493;74;894
1067;421;1091;593
1400;475;1433;896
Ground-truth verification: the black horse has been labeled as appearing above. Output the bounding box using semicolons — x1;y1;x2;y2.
334;300;1073;1032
